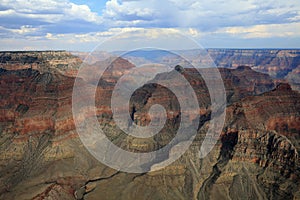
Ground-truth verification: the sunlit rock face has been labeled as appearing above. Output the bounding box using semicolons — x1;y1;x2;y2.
0;51;299;200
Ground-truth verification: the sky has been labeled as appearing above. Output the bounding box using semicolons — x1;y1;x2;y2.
0;0;299;51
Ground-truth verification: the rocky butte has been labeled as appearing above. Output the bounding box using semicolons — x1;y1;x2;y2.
0;50;299;200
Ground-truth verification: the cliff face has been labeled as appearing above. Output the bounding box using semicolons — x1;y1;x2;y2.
0;51;299;200
119;49;300;91
0;51;82;77
209;83;300;199
208;49;300;91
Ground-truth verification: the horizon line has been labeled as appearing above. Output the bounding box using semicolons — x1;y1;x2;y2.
0;48;300;53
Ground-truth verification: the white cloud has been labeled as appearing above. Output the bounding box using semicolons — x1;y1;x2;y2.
11;25;40;35
65;3;102;23
102;0;300;30
0;27;207;51
45;33;56;40
0;0;102;24
0;9;16;16
104;0;154;20
0;25;42;36
0;0;300;50
218;22;300;38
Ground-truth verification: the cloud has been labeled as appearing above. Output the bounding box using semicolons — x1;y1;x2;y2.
102;0;300;31
0;0;299;50
0;0;101;23
0;25;43;39
66;3;102;23
1;25;300;51
0;0;103;35
0;27;207;51
218;22;300;38
103;0;155;24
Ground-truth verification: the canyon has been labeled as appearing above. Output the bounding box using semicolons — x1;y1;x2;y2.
0;50;299;200
121;49;300;91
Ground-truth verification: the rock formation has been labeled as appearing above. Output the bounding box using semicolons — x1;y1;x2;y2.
121;49;300;91
0;51;299;200
207;49;300;91
0;51;82;77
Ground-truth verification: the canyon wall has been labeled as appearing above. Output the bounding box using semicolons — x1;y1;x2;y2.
208;49;300;91
0;51;82;77
0;51;299;200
